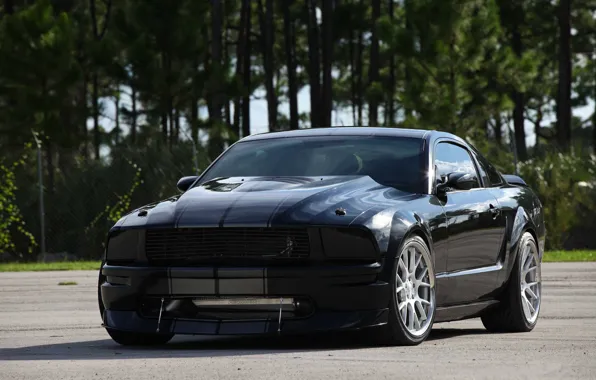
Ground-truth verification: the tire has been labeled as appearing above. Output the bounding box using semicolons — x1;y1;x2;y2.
106;329;174;346
372;235;436;346
98;262;106;322
481;232;542;333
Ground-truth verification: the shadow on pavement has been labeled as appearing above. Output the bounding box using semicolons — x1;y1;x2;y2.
0;328;489;361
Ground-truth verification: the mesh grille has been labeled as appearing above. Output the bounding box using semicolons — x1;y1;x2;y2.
145;227;310;265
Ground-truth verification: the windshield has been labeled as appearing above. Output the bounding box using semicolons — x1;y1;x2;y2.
197;135;425;193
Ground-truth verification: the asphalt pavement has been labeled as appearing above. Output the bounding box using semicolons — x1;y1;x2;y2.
0;262;595;380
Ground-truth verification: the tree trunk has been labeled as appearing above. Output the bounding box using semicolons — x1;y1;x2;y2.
88;0;112;158
92;73;100;160
387;0;396;126
512;92;527;160
258;0;278;131
45;140;55;195
282;0;299;130
241;0;252;138
556;0;572;150
223;22;232;128
368;0;380;127
511;4;527;161
356;9;363;126
448;34;457;133
211;0;223;124
190;92;198;145
114;95;120;144
593;59;596;154
349;25;357;126
404;0;413;119
320;0;334;127
174;110;180;142
80;74;88;158
160;52;168;142
493;115;502;146
131;84;137;144
306;0;321;128
534;105;543;150
168;97;175;150
161;112;168;144
234;4;247;136
42;80;54;194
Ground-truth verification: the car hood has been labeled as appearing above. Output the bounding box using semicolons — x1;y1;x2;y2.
113;176;417;230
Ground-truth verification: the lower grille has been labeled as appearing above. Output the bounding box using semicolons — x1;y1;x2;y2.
145;227;310;265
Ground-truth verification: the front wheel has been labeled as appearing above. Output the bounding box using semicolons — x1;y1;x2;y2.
481;232;542;332
373;235;436;345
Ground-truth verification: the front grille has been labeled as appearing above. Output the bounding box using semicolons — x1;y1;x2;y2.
145;227;310;265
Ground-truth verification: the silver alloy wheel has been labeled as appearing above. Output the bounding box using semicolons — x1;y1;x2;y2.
395;244;435;337
520;240;541;324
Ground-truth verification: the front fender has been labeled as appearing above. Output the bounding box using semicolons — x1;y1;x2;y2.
363;208;440;282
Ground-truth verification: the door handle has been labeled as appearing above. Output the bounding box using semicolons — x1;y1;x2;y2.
489;204;500;219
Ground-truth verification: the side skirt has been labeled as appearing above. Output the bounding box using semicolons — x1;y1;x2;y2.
434;300;499;323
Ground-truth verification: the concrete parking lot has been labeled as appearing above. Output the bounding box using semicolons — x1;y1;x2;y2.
1;263;595;380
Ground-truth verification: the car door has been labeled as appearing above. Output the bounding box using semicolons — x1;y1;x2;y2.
433;141;507;305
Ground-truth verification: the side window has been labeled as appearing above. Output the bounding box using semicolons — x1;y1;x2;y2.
475;160;490;187
434;142;480;189
474;152;503;187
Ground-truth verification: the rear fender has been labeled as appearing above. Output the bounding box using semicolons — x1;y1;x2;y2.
497;206;536;288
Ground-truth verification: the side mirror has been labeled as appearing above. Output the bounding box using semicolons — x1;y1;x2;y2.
437;172;478;194
177;176;199;192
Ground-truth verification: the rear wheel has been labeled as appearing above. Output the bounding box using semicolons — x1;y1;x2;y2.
373;235;436;345
481;232;542;332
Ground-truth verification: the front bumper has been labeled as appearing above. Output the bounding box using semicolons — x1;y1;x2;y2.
100;263;390;335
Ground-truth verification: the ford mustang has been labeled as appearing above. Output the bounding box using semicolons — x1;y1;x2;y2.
98;127;545;346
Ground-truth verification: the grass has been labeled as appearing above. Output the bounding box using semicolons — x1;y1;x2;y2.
542;250;596;262
57;281;78;286
0;251;594;272
0;261;101;272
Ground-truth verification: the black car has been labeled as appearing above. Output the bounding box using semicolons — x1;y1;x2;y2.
98;127;545;346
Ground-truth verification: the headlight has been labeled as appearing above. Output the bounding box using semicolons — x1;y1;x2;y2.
320;227;379;259
106;229;143;263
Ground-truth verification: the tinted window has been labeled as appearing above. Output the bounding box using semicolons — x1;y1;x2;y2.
198;136;424;193
434;142;480;189
474;151;503;186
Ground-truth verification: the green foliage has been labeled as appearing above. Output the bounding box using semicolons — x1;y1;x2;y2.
0;144;37;258
519;152;596;249
543;250;596;263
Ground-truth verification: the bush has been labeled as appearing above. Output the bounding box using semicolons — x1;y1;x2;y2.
519;152;596;249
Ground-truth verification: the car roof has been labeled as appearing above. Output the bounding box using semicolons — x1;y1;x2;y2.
240;126;465;145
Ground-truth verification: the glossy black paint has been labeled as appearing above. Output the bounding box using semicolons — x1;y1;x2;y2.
99;127;545;337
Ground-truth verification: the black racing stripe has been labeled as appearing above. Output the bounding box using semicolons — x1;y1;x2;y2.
214;267;219;295
217;191;247;227
266;193;293;227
